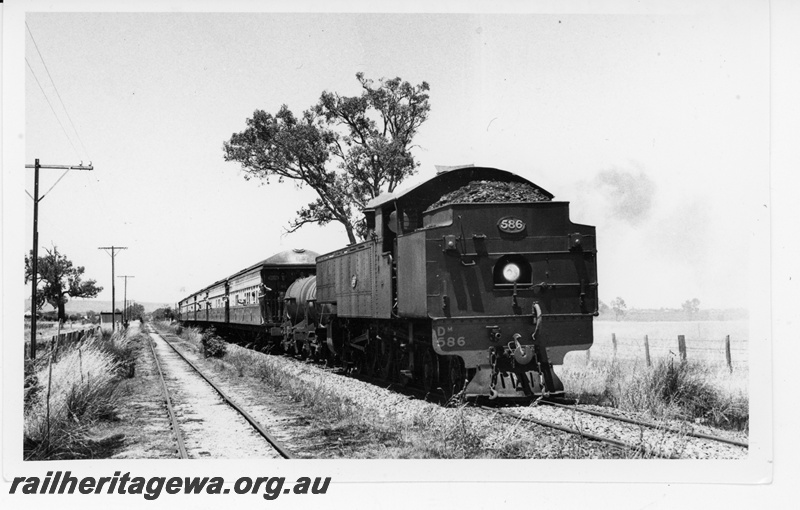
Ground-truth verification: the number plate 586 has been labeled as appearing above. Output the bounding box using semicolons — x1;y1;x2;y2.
497;216;526;234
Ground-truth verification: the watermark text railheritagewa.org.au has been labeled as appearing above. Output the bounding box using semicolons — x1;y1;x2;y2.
9;471;331;500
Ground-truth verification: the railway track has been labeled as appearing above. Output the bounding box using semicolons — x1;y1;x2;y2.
260;348;748;459
480;401;748;459
305;355;747;454
538;400;749;448
155;323;746;459
144;325;294;459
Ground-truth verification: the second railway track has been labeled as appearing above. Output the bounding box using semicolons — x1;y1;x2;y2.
144;325;294;459
480;401;748;460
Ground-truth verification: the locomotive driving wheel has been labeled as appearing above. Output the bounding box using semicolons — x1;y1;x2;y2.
351;353;367;376
421;349;439;392
445;356;466;399
364;339;378;377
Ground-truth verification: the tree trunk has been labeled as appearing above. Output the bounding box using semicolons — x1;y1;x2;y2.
343;222;357;245
58;300;66;323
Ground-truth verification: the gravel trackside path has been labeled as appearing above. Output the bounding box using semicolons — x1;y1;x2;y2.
147;332;285;459
110;325;181;459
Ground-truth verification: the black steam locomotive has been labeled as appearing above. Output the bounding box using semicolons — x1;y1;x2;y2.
179;166;598;402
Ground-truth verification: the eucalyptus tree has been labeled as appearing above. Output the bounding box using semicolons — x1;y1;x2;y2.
224;73;431;244
25;246;103;322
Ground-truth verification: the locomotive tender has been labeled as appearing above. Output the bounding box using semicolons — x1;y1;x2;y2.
180;166;598;402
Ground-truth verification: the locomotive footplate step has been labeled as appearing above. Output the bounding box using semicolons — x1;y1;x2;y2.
465;365;544;400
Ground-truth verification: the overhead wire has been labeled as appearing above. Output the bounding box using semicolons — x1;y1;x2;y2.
25;21;97;207
25;57;81;161
26;21;92;162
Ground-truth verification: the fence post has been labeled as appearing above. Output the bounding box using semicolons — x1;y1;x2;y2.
678;335;687;362
725;335;732;372
644;334;651;367
612;333;617;358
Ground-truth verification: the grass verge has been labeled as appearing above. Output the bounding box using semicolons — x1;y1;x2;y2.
23;327;145;460
559;357;749;431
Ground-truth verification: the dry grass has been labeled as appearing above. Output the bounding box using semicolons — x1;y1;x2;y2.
558;357;749;431
23;328;144;460
24;342;121;459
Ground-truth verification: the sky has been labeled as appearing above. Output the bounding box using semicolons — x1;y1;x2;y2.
7;1;770;310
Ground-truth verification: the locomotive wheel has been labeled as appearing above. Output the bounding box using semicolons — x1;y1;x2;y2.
325;346;336;368
311;342;323;363
381;343;396;382
421;349;439;392
364;340;378;377
351;354;366;376
445;356;466;398
296;340;307;359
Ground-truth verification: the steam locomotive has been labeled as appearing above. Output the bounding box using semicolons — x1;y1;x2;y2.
179;166;598;402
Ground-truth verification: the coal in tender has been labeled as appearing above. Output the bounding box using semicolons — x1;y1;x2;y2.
428;180;551;209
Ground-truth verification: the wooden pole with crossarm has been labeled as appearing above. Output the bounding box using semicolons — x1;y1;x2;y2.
98;246;127;332
26;159;93;359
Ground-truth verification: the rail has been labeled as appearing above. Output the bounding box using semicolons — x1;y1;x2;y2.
145;326;189;459
539;400;748;448
145;325;294;459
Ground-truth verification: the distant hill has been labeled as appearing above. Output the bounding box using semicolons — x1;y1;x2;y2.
25;298;171;315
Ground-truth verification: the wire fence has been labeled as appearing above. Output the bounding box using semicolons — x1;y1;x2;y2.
24;326;102;360
580;332;747;370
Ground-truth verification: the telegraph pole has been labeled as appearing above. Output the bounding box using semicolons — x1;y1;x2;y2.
26;159;93;359
117;275;134;325
98;246;127;331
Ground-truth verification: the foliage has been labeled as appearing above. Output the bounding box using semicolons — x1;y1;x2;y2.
223;73;431;244
91;330;138;378
25;246;102;322
201;327;227;358
560;357;749;431
124;302;145;322
681;298;701;319
23;334;123;460
24;358;40;412
40;311;59;322
151;306;178;321
610;296;627;321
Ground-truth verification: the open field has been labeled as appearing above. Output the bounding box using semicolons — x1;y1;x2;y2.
24;320;97;344
582;320;749;367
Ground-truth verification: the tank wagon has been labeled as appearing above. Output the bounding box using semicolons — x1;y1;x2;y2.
180;166;598;402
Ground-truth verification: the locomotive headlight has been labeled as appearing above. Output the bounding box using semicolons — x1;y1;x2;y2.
502;262;521;283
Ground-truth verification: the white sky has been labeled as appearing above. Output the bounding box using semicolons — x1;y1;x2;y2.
8;1;770;310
